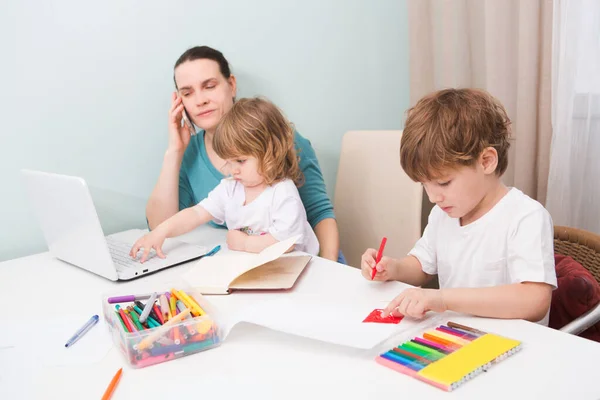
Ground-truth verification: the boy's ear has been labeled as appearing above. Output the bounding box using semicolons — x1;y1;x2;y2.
480;147;499;175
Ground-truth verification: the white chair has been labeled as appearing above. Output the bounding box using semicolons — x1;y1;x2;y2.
334;131;423;269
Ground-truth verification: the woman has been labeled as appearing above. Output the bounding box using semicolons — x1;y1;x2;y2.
146;46;343;263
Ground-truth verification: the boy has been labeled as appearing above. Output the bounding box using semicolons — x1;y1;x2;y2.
361;89;557;325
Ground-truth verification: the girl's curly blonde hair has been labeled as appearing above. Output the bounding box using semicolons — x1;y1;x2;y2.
213;97;304;187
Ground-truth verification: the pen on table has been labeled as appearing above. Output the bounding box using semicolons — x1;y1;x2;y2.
101;368;123;400
205;245;221;257
371;237;388;280
65;315;99;348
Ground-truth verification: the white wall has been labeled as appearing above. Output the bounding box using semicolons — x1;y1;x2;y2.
0;0;409;261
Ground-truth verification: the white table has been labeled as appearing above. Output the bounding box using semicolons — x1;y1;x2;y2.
1;226;599;400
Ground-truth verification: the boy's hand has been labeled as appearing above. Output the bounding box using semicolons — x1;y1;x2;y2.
130;230;167;263
227;230;249;252
361;248;396;281
382;288;447;319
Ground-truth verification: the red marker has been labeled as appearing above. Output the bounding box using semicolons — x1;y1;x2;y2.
371;237;388;280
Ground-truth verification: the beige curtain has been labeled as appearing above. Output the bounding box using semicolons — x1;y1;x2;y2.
408;0;553;205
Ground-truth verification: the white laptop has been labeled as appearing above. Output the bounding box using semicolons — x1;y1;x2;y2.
21;169;209;281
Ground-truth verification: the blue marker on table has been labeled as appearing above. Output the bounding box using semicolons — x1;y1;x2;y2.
65;315;99;348
205;245;221;257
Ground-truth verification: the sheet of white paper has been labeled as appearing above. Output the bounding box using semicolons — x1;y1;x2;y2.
184;235;302;290
232;295;404;349
1;315;113;367
206;256;431;349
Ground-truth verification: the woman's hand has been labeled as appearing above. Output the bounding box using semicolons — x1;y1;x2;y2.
168;92;194;153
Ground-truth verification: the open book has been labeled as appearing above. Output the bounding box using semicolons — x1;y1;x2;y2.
183;235;312;295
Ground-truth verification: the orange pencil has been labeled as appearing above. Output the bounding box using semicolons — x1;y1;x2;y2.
101;368;123;400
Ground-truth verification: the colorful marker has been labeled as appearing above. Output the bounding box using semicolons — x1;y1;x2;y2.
114;311;127;332
447;321;486;336
391;347;435;365
204;245;221;257
371;237;388;280
175;289;206;317
137;308;191;351
134;301;161;325
438;325;478;340
133;305;160;327
381;351;425;372
101;368;122;400
159;294;171;322
153;304;165;325
127;307;145;331
138;292;158;323
427;329;470;346
169;295;178;316
403;341;447;358
107;293;153;304
116;306;134;333
412;337;454;354
424;331;465;348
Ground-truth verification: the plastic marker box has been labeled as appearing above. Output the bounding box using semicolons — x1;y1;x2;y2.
102;283;223;368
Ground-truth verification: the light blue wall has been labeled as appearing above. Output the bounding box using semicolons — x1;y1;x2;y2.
0;0;409;261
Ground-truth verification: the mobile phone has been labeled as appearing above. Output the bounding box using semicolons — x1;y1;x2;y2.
180;102;196;136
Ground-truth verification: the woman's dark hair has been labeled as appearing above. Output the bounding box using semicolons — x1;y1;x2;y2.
173;46;232;88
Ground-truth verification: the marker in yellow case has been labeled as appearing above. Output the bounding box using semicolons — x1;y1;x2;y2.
426;330;471;347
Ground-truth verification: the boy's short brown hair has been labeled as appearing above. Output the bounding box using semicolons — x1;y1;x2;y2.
400;88;511;182
213;97;303;186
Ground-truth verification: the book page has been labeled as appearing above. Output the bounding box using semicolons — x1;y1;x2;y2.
183;253;255;293
183;235;302;293
229;255;312;290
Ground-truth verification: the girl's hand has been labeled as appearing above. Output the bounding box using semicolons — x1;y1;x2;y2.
130;230;167;263
227;230;249;252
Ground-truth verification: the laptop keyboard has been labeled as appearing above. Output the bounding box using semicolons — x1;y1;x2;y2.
106;237;156;270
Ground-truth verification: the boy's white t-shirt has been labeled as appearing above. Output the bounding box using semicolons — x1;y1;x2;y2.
194;178;319;256
409;188;557;325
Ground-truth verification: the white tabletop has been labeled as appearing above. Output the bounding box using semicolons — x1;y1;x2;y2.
1;226;600;400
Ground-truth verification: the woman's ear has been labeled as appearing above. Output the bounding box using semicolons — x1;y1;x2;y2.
228;75;237;100
480;147;499;175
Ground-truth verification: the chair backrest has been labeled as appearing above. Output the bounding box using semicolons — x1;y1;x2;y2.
554;225;600;284
551;226;600;342
333;130;422;268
